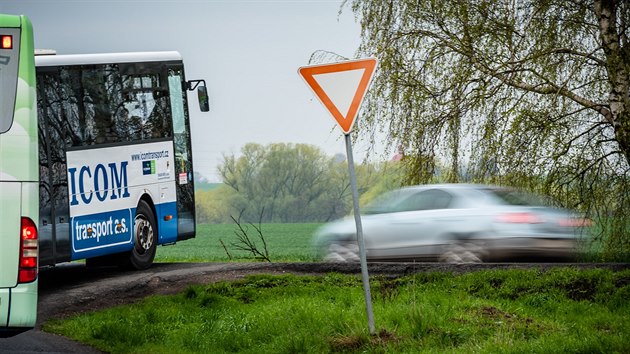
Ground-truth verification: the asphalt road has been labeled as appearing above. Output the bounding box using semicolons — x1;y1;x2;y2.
1;261;629;353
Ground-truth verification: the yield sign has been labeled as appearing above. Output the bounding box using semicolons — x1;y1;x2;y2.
298;58;377;134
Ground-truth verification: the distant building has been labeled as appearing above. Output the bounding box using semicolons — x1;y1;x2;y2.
391;145;405;161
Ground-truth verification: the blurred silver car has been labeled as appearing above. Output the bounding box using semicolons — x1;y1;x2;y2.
313;184;590;262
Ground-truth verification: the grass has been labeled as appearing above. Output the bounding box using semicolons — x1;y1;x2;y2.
155;223;322;263
43;268;630;353
156;223;608;264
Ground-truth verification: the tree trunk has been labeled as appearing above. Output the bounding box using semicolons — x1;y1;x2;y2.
595;0;630;166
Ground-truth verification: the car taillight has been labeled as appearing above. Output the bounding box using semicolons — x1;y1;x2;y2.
496;212;543;224
19;217;38;283
558;217;593;227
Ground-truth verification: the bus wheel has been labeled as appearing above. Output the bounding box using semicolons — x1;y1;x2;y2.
127;200;157;270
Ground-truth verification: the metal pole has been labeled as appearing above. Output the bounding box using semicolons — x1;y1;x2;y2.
344;133;376;335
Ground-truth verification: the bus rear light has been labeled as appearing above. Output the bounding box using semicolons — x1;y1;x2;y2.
19;269;37;284
19;217;38;283
1;35;12;49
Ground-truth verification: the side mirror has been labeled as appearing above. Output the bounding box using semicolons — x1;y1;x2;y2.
186;79;209;112
197;85;209;112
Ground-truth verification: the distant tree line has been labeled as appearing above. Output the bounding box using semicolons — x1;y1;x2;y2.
195;143;401;224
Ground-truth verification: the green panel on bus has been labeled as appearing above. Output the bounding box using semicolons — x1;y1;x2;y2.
0;185;21;287
0;13;38;335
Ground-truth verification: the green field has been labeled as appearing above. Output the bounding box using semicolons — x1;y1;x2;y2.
156;223;605;263
155;223;322;263
44;268;630;353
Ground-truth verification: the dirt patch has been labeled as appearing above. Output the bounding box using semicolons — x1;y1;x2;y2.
330;329;400;351
37;263;296;325
615;275;630;288
476;305;533;325
37;261;630;327
563;278;599;301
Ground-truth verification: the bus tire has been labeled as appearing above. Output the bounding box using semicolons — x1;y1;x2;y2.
126;200;157;270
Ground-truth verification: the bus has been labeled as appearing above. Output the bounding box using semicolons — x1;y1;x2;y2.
0;14;38;336
1;14;208;336
35;51;208;270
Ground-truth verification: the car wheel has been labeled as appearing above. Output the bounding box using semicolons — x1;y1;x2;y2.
439;241;484;263
323;241;360;262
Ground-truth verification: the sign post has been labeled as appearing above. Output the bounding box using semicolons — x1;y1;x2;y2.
298;58;378;334
344;132;375;334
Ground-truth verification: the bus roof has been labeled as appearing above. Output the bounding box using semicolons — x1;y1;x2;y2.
35;51;182;67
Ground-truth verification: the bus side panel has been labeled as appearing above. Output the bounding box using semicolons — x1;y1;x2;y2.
0;289;10;328
0;183;20;328
4;280;37;328
0;182;38;330
0;35;38;284
157;202;178;244
9;181;39;327
66;141;176;260
0;182;20;289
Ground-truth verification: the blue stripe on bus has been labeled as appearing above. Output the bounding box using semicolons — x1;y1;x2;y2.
157;201;178;244
70;201;178;260
70;208;133;259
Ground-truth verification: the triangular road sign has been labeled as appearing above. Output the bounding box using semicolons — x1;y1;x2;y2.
299;58;377;134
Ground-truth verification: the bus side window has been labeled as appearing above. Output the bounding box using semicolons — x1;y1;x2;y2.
122;74;171;141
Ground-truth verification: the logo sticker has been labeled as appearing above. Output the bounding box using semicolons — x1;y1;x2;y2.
142;160;156;175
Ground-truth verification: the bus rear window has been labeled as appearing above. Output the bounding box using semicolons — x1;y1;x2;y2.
0;27;19;134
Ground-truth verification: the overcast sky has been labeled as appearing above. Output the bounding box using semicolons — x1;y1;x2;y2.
1;0;387;181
